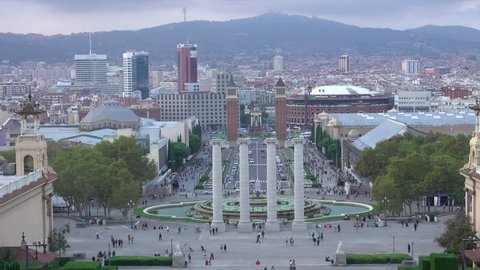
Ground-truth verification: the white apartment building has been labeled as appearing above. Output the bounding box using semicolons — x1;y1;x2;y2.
394;89;431;112
273;55;284;72
74;54;107;84
338;55;350;73
402;59;420;75
156;91;226;131
211;71;232;93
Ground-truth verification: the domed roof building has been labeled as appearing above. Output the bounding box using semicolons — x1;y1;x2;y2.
286;85;393;127
80;100;140;131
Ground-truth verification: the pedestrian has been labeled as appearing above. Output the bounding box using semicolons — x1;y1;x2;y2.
261;230;265;239
414;223;418;231
159;232;162;241
188;253;191;263
408;244;411;253
221;244;223;252
224;244;227;252
286;237;288;245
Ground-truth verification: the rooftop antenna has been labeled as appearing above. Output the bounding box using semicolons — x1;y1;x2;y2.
89;33;92;54
182;7;187;22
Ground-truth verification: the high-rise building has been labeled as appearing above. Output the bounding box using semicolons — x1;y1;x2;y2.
123;51;149;99
177;43;197;92
226;78;238;142
402;59;420;75
74;54;107;85
275;78;287;146
212;71;232;93
338;55;350;73
273;55;284;72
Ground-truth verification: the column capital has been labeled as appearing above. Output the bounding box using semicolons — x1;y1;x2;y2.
264;138;276;145
237;138;250;145
210;139;223;146
292;137;305;145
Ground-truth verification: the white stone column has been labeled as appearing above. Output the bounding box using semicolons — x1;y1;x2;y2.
292;138;306;231
265;138;279;231
210;139;225;232
237;138;252;232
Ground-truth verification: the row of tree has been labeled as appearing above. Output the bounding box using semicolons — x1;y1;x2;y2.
312;124;341;167
52;136;157;218
354;132;469;214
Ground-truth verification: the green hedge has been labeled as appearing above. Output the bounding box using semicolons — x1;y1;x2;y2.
105;256;172;266
398;266;417;270
430;253;458;270
50;257;74;267
63;261;101;270
346;253;412;264
418;256;430;270
101;266;118;270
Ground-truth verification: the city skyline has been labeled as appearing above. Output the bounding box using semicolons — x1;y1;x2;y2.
0;0;479;35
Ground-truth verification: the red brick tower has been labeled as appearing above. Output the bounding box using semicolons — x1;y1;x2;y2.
226;78;238;143
275;78;287;146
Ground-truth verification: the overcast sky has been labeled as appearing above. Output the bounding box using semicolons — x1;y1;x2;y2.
1;0;479;35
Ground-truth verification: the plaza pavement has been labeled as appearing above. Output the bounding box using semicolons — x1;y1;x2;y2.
55;210;450;270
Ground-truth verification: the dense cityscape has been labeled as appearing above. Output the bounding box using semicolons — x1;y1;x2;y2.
0;1;480;270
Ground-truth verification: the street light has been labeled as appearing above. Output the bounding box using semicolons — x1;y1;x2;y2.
21;232;47;270
462;236;480;270
382;197;390;226
128;200;135;229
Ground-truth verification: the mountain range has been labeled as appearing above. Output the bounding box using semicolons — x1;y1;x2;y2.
1;13;479;64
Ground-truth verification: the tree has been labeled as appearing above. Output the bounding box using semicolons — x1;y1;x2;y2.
48;223;70;256
372;175;403;214
189;133;201;154
52;145;93;217
435;213;476;254
0;149;15;163
172;142;190;170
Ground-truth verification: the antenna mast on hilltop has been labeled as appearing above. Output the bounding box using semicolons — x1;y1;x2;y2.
89;33;92;54
183;7;187;22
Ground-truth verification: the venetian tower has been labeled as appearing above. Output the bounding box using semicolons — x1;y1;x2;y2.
461;101;480;234
275;78;287;147
226;78;239;144
15;94;49;176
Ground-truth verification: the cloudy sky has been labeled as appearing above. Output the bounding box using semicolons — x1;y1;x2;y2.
1;0;479;35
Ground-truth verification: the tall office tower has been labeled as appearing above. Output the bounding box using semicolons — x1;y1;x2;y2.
213;71;232;93
226;78;239;143
123;51;149;99
275;78;287;146
273;55;284;72
177;43;198;92
74;54;107;85
402;59;420;75
338;55;350;73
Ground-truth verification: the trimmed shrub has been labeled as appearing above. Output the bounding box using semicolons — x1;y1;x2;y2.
50;257;74;267
398;266;418;270
346;253;412;264
418;256;430;270
429;253;458;270
101;266;118;270
105;256;172;266
63;261;101;270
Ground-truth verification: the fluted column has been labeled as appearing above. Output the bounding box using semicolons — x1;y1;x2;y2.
265;138;279;231
292;138;306;231
237;138;252;232
210;139;225;232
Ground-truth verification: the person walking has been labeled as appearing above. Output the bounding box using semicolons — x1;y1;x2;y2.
158;232;162;241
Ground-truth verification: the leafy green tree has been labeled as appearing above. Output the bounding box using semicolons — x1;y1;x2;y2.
435;213;476;254
52;145;93;217
189;133;201;153
0;149;15;163
48;223;70;256
372;175;403;214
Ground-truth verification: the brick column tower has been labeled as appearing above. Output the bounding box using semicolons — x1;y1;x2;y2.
275;78;287;147
226;78;238;143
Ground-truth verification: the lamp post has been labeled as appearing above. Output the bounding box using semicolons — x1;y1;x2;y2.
170;237;173;257
128;200;135;229
462;236;480;270
22;232;47;270
382;197;389;226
